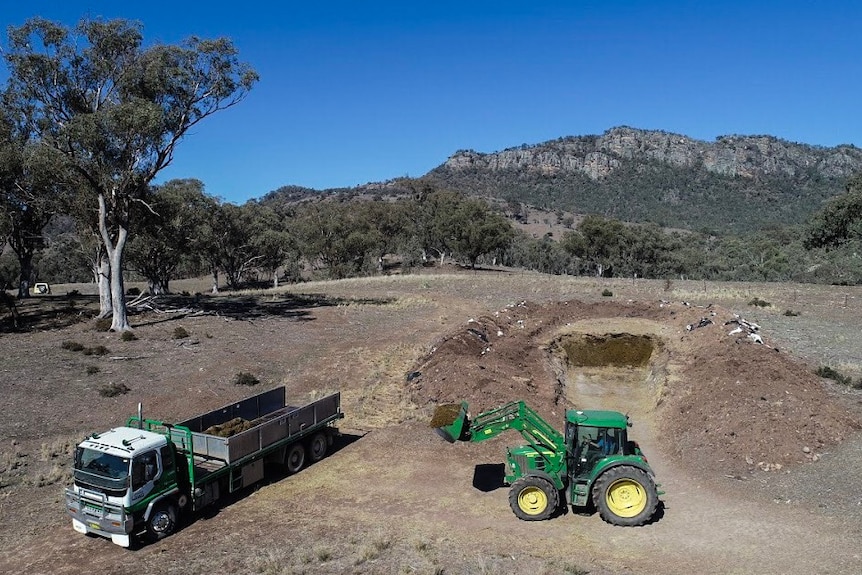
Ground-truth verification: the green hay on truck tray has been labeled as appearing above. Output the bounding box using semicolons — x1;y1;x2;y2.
430;404;462;428
203;417;255;437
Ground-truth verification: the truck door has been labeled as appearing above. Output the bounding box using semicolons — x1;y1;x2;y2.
130;450;161;503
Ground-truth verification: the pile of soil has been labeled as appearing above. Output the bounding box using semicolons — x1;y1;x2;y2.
408;299;860;478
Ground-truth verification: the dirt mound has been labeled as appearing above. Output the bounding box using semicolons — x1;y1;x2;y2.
408;299;861;478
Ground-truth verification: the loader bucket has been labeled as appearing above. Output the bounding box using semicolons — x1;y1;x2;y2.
430;402;470;443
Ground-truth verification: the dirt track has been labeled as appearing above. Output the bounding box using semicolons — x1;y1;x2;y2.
1;270;861;574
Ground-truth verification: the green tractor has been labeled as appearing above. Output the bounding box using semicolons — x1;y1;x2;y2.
432;401;661;525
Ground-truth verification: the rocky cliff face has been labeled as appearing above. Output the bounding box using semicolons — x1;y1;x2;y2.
441;127;862;181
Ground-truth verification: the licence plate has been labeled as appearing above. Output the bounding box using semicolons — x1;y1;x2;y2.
88;522;100;530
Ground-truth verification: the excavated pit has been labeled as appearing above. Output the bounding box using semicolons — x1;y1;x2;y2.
548;332;667;417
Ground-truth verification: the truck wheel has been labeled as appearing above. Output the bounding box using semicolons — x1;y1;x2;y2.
286;443;305;473
308;432;328;462
508;476;559;521
146;501;178;541
592;465;658;526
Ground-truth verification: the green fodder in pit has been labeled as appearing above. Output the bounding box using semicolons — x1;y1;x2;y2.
558;333;655;368
429;403;462;428
204;417;255;437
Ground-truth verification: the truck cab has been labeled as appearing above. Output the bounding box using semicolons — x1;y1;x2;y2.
65;427;180;548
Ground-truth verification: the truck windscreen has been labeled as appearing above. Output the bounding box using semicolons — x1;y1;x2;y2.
74;447;130;490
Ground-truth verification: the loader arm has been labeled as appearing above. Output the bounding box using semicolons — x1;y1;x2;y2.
433;400;566;453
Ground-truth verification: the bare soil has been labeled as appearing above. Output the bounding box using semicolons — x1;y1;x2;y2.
2;269;862;575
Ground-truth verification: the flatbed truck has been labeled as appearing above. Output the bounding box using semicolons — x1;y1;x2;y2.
64;386;343;547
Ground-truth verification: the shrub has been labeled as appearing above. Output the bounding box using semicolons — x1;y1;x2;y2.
61;340;85;352
234;372;260;386
816;366;853;386
86;365;100;375
601;289;613;297
172;326;190;339
94;317;112;332
99;382;130;397
126;287;141;296
748;297;770;307
783;309;800;317
84;345;110;356
120;331;137;341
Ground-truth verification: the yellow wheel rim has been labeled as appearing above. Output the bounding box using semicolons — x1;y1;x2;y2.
605;478;647;518
517;486;548;515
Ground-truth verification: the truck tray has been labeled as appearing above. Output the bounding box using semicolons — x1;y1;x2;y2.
175;387;341;464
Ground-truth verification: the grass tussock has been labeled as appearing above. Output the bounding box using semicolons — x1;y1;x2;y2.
172;326;190;339
99;382;130;397
816;365;862;388
233;372;260;386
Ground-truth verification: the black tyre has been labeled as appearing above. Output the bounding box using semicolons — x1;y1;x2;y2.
508;476;559;521
592;465;658;526
146;501;178;541
286;443;306;473
307;432;328;462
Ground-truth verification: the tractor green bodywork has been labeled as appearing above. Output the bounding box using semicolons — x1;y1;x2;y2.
434;400;660;511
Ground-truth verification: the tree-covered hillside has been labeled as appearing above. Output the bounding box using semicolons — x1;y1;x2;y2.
424;127;862;233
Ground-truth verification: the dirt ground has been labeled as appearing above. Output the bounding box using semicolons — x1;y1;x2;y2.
2;269;862;575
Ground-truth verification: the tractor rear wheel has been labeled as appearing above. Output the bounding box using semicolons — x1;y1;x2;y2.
508;476;559;521
592;465;658;526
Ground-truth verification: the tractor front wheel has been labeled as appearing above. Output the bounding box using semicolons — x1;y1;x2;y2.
592;466;658;526
508;476;559;521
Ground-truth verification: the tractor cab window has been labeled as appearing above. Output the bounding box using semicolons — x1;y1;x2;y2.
131;451;160;491
577;426;623;467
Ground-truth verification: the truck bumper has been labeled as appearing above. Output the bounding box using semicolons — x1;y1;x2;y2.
65;488;134;547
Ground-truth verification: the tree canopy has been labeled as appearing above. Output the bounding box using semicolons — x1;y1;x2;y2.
1;17;257;329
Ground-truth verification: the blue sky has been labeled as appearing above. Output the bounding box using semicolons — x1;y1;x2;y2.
3;1;860;204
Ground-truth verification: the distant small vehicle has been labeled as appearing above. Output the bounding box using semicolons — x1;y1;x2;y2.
33;283;51;294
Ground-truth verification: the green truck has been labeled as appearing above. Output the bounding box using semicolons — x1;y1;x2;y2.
65;386;343;547
433;400;661;525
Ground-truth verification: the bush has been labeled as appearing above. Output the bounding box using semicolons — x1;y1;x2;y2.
61;340;85;352
126;287;141;296
234;372;260;386
94;317;112;332
816;366;853;386
86;365;100;375
172;326;189;339
120;331;138;341
783;309;800;317
83;345;110;356
99;382;130;397
601;289;613;297
748;297;771;307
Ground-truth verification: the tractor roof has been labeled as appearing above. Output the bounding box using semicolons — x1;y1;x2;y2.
565;409;629;429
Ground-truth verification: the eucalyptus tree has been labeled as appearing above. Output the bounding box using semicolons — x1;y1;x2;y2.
295;200;382;279
805;173;862;249
0;99;68;297
2;17;257;329
449;198;514;268
246;202;296;288
126;179;212;294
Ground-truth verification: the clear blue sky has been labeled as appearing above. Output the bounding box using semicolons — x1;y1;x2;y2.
3;1;860;204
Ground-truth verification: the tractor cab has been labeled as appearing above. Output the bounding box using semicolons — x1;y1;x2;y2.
565;409;632;479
